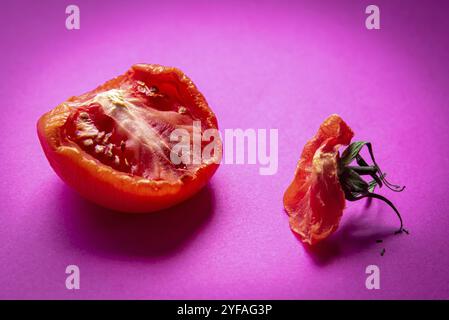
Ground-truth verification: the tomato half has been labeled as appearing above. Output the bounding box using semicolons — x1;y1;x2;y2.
283;115;354;245
37;64;222;213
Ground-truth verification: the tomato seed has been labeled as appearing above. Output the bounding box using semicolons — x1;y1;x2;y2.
95;145;105;154
79;112;89;120
103;133;112;144
96;131;105;142
83;139;94;147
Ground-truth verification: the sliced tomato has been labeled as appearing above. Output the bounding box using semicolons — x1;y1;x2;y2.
37;64;222;213
283;114;354;245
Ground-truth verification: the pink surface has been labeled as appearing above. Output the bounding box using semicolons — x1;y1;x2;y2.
1;0;449;299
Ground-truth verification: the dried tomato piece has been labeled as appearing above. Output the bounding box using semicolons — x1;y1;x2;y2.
284;114;406;245
284;115;354;245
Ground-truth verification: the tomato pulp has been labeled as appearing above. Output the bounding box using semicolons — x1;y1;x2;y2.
37;64;222;213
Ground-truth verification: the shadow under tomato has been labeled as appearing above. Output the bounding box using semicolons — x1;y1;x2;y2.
55;182;215;260
300;205;400;266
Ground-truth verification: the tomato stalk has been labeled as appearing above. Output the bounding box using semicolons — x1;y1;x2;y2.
337;141;408;234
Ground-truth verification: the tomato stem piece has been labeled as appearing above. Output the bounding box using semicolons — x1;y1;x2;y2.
347;192;407;234
362;143;405;192
347;165;378;175
338;141;407;235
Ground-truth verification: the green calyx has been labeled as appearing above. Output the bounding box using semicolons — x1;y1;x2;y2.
337;141;408;235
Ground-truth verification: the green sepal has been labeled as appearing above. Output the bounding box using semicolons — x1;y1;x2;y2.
340;141;368;166
368;179;378;193
338;167;369;196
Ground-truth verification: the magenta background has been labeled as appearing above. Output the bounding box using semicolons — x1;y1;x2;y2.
1;0;449;299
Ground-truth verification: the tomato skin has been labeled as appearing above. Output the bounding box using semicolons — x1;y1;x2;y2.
37;64;221;213
283;115;354;245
